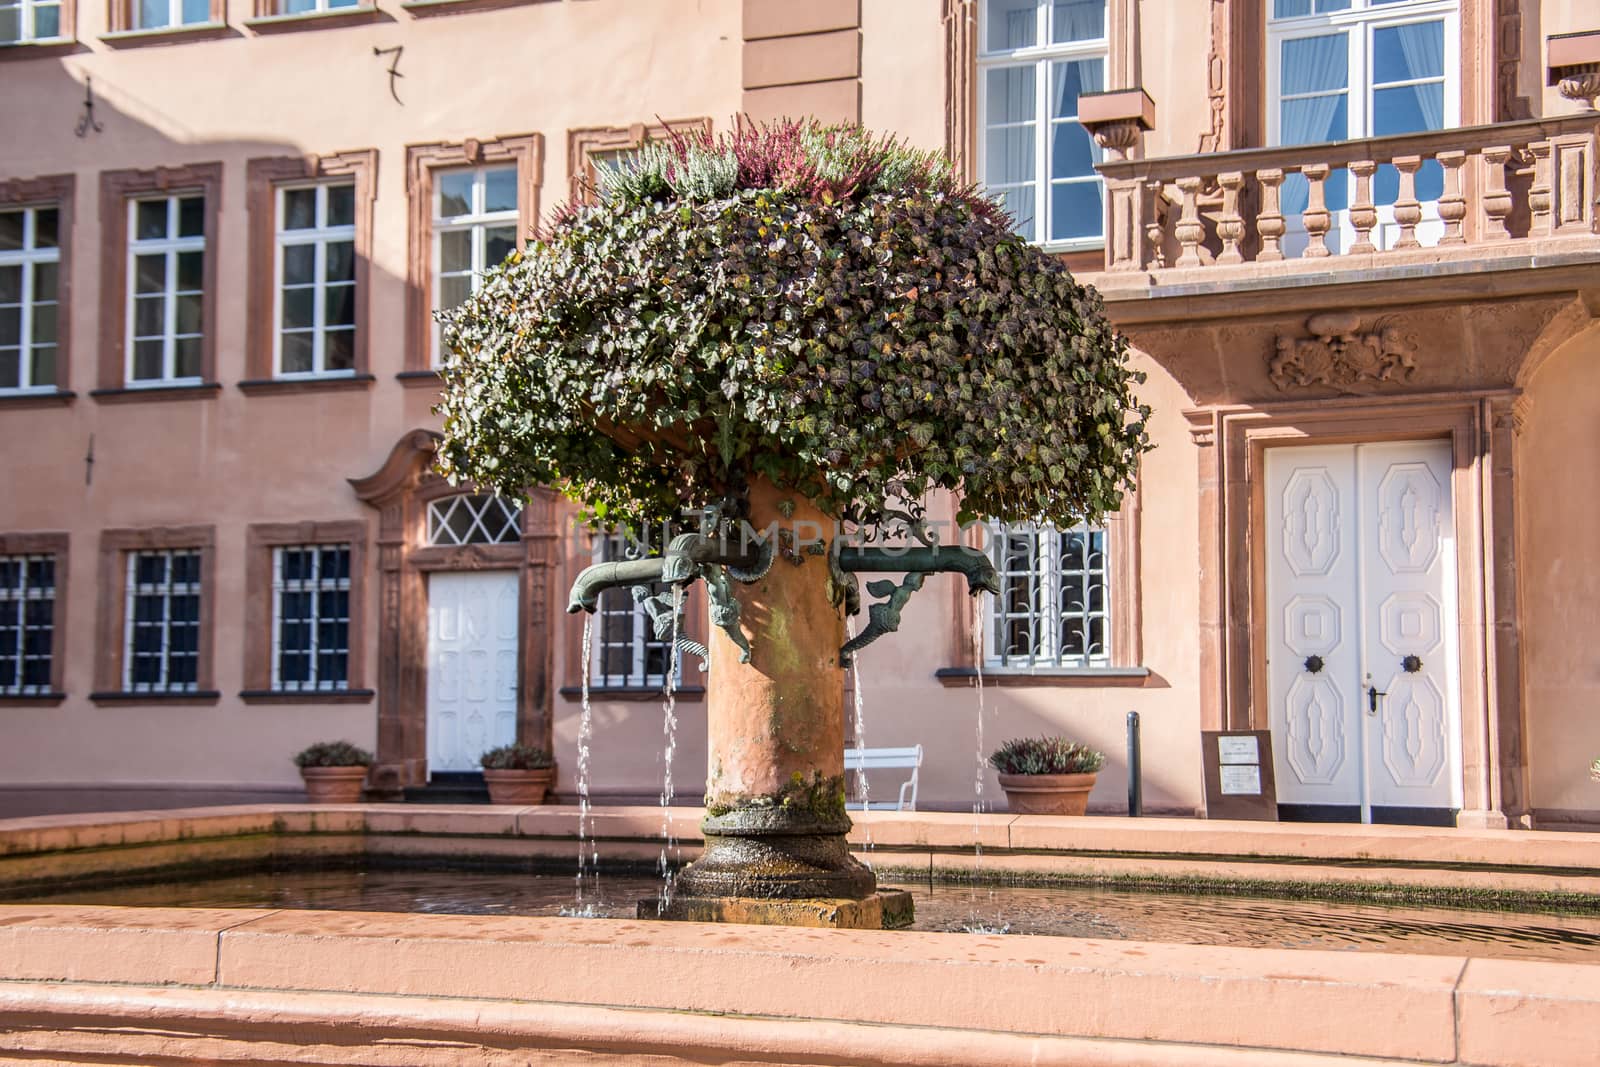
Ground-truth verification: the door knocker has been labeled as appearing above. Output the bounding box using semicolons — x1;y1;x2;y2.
1401;655;1422;674
1303;655;1325;674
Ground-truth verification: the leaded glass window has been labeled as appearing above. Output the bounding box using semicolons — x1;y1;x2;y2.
426;494;523;546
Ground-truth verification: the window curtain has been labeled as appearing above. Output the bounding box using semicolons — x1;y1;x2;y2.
1280;34;1350;216
1390;21;1445;130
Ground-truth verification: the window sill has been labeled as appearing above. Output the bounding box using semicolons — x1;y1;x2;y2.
90;689;222;705
401;0;548;17
934;666;1151;688
0;38;79;60
559;684;706;702
0;389;74;409
240;688;375;705
100;21;233;46
90;382;222;404
244;6;384;32
238;373;375;396
0;691;67;706
396;369;443;388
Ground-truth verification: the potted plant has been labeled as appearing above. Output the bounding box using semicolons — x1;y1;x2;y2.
989;737;1106;816
293;741;373;804
481;743;555;805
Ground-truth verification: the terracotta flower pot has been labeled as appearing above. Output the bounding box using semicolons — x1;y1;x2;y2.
300;765;368;804
483;767;554;805
997;772;1098;816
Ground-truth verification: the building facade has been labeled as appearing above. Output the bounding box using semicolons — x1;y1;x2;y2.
2;0;1598;829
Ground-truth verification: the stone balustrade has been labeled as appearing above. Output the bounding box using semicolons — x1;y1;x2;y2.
1094;116;1600;277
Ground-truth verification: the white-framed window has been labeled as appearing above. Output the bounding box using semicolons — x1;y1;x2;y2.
0;554;55;696
126;194;205;386
590;534;676;688
1268;0;1459;253
133;0;210;29
426;494;522;547
275;182;356;378
0;0;65;43
272;544;350;692
977;0;1108;248
432;165;518;365
985;521;1110;668
0;205;59;393
124;549;201;693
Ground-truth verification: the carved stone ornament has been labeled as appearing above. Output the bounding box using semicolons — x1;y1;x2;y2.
1269;312;1418;391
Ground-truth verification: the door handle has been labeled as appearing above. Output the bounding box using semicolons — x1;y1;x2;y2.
1367;684;1385;716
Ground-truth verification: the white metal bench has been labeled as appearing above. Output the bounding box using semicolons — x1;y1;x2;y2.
843;745;923;812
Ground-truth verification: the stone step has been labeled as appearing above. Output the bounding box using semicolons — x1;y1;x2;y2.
402;773;489;805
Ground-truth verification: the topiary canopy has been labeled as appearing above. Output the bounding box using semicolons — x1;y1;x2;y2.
436;119;1149;531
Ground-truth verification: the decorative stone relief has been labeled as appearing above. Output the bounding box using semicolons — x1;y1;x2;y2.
1269;312;1418;391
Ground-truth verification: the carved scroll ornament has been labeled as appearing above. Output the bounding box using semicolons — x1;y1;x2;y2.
1269;312;1418;391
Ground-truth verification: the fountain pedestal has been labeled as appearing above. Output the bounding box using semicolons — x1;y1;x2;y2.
654;480;904;926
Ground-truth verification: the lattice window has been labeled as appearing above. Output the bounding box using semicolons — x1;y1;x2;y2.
985;521;1110;668
590;534;675;688
124;549;201;693
272;544;351;691
0;554;55;695
426;493;522;546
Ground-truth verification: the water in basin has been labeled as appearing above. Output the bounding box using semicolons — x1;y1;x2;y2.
12;866;1600;963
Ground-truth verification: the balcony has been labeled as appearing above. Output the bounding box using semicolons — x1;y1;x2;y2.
1090;116;1600;306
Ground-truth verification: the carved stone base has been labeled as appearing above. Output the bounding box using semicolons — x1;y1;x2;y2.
672;810;877;900
639;889;914;930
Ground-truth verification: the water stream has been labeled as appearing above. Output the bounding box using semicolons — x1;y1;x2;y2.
656;584;685;909
845;619;872;865
966;593;1004;932
564;618;601;917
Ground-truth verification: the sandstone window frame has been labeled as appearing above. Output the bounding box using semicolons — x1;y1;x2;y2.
92;525;218;704
0;532;68;704
938;487;1145;687
95;164;221;403
565;118;713;204
0;175;72;405
241;520;373;704
243;152;377;393
403;134;541;380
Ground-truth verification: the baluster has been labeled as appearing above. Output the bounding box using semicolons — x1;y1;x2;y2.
1216;172;1245;264
1528;140;1553;236
1482;146;1513;241
1392;155;1422;249
1437;150;1467;245
1256;168;1285;262
1348;160;1377;254
1174;176;1205;268
1143;179;1168;268
1301;163;1332;258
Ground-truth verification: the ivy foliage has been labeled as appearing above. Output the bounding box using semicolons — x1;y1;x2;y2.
436;120;1150;530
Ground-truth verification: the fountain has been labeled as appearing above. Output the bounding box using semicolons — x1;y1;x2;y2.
435;119;1150;928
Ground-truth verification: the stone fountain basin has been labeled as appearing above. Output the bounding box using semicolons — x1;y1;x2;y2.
2;806;1598;1065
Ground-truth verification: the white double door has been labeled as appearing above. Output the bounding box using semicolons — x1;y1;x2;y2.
1265;441;1462;822
426;571;518;775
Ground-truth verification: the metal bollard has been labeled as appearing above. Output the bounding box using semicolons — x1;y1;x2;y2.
1127;710;1143;817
